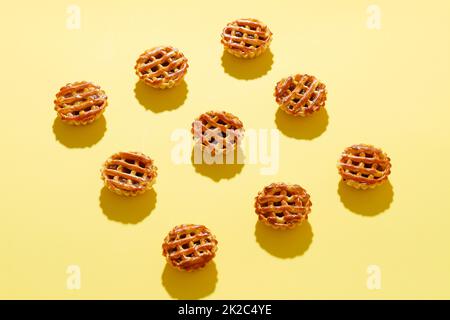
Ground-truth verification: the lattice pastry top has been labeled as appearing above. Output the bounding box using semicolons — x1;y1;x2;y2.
101;152;157;196
338;144;391;189
275;74;327;117
255;183;312;229
54;81;107;125
135;46;188;89
221;18;272;58
191;111;244;155
162;224;218;271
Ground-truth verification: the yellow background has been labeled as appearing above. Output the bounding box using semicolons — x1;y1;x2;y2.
1;0;450;299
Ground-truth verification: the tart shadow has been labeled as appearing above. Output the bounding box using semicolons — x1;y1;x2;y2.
337;180;393;216
275;107;328;140
161;261;217;299
52;115;106;148
99;186;156;224
190;147;244;182
221;49;273;80
254;220;313;258
134;80;188;113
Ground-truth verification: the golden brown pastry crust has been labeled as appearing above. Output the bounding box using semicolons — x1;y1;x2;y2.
135;46;188;89
162;224;218;271
221;18;272;59
275;74;327;117
191;111;244;155
255;183;311;229
54;81;107;125
338;144;391;189
101;152;157;197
